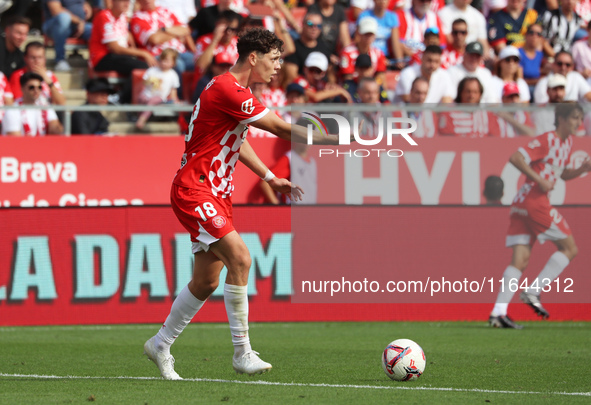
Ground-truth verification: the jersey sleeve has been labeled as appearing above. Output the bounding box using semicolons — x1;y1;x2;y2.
99;12;119;44
518;133;550;164
339;49;355;75
215;82;269;124
8;70;22;100
130;16;153;47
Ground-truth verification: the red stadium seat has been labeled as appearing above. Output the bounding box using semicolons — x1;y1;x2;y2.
384;71;400;91
131;69;146;105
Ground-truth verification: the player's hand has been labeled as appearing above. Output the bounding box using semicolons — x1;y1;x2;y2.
538;178;555;192
268;177;304;202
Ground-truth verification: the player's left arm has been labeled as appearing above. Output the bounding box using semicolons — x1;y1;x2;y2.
239;139;303;201
561;158;591;180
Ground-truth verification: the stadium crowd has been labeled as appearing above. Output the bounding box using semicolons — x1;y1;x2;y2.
0;0;590;136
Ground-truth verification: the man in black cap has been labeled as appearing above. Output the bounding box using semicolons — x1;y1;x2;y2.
71;78;114;135
343;53;388;103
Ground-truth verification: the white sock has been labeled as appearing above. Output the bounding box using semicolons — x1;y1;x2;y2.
491;266;522;317
526;251;570;295
155;285;206;354
224;283;251;357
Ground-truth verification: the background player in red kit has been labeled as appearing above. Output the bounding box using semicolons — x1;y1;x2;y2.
143;28;341;379
489;103;591;329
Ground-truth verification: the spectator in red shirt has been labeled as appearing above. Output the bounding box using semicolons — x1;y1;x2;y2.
130;0;196;74
9;41;66;105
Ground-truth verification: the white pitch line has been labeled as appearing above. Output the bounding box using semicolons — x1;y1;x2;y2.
0;373;589;397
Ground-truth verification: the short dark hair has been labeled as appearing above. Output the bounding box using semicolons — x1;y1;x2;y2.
20;72;44;88
455;77;483;103
423;45;443;55
5;16;32;28
554;102;583;127
25;41;45;55
237;28;284;62
452;18;467;27
483;175;504;203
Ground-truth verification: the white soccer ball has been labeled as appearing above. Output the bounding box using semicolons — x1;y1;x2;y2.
382;338;426;381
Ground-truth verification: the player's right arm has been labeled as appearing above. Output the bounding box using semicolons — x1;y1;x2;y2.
509;150;554;192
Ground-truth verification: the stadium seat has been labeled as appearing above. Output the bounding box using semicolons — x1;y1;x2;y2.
44;36;87;57
246;3;275;17
131;69;147;105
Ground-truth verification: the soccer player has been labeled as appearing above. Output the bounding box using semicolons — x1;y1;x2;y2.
489;103;591;329
143;28;341;380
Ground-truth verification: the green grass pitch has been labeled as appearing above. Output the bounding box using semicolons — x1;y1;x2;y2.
0;322;589;404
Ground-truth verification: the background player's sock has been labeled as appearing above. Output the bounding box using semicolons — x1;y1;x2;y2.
155;285;206;355
526;251;570;295
491;265;522;317
224;283;252;357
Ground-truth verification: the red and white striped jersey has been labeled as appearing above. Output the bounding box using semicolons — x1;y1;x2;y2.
440;45;463;70
174;72;269;197
130;7;187;56
396;9;446;53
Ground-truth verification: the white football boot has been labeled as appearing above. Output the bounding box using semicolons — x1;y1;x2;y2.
143;337;183;380
232;351;272;375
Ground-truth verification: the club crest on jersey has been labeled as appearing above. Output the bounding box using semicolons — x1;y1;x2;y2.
212;215;227;229
241;98;255;114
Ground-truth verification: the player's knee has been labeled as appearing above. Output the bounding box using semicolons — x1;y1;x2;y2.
189;278;219;298
233;251;252;273
564;244;578;260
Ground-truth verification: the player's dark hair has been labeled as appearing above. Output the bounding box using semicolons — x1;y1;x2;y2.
554;102;583;128
423;45;443;55
483;175;504;203
24;41;45;55
236;28;284;62
455;77;483;103
20;71;44;88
